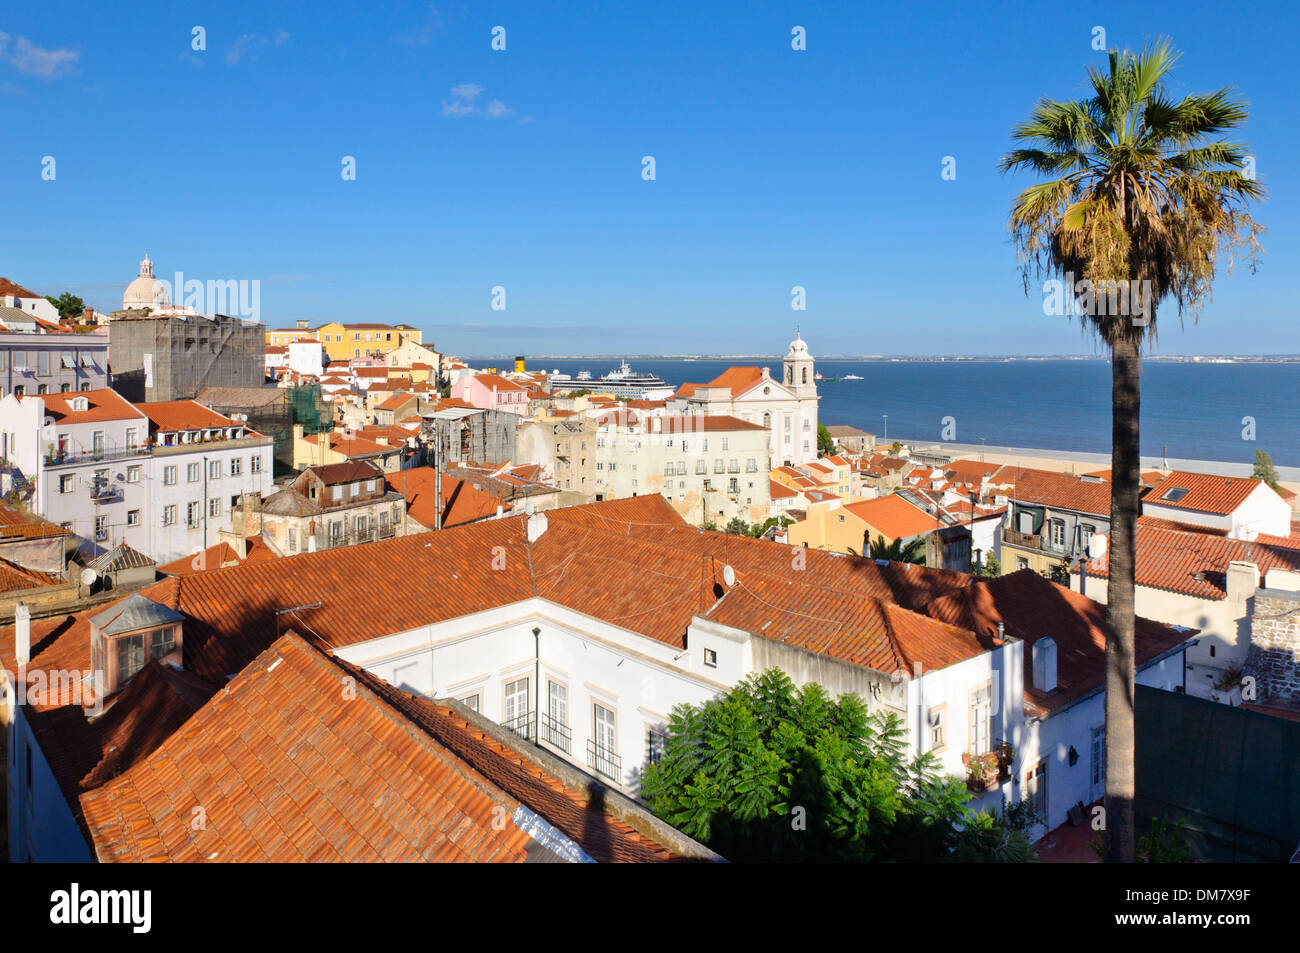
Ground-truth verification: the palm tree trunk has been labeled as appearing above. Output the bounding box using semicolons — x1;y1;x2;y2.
1105;332;1141;863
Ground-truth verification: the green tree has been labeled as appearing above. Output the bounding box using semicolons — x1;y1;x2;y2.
1002;41;1262;862
867;532;926;565
723;516;749;536
817;424;835;457
979;551;1002;578
43;292;85;322
639;670;1034;862
1251;449;1282;493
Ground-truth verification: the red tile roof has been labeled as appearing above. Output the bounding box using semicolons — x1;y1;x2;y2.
0;277;42;298
1081;522;1300;599
1144;470;1269;515
386;468;502;530
136;399;244;433
80;633;697;862
1000;468;1112;516
701;366;765;397
842;495;946;541
39;388;145;425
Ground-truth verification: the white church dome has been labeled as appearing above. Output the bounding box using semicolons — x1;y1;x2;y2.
786;332;810;356
122;254;170;311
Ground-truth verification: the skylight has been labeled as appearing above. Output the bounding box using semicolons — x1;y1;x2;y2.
1161;487;1190;503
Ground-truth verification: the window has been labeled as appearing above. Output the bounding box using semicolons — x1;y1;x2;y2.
79;382;89;391
714;460;724;474
116;634;146;683
163;505;177;526
12;386;22;397
187;502;201;527
230;457;242;476
703;647;718;668
209;460;221;480
127;509;140;527
591;703;618;778
92;431;105;458
36;384;47;395
59;474;74;494
95;515;108;541
127;465;142;483
746;458;757;472
1025;760;1047;821
164;465;177;486
37;351;49;376
1049;519;1066;548
60;383;70;393
544;681;569;751
968;682;992;755
504;677;530;738
458;693;481;712
695;460;706;474
187;462;200;483
647;726;668;766
151;626;176;658
1017;556;1029;571
928;705;946;751
288;528;297;552
251;455;262;474
208;497;221;517
332;485;343;501
721;438;728;451
126;427;137;448
663;464;673;476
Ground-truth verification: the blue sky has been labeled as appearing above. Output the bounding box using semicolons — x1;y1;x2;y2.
2;0;1295;356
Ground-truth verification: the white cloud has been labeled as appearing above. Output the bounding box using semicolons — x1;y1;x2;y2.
226;33;269;64
0;32;79;78
441;84;514;119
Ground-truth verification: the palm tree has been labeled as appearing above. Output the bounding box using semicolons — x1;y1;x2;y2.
1001;41;1263;861
865;532;926;565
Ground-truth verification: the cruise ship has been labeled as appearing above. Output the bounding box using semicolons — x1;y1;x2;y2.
549;360;674;399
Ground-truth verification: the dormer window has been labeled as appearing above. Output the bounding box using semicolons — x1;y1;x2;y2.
71;395;89;412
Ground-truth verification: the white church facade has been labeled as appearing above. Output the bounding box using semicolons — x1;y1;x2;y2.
675;334;820;467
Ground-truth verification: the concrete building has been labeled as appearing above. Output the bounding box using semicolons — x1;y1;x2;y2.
0;330;109;400
0;389;152;555
515;416;598;497
135;400;275;564
675;334;820;467
313;322;423;362
451;373;530;415
245;460;407;554
592;410;771;527
108;313;264;402
420;406;519;468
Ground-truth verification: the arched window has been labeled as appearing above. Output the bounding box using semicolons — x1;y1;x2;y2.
763;412;771;428
801;367;808;384
785;366;792;384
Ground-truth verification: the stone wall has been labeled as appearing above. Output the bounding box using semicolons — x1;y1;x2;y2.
1244;589;1300;703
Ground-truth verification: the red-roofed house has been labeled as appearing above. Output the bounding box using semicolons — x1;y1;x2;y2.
789;492;948;554
1142;470;1290;539
451;373;530;415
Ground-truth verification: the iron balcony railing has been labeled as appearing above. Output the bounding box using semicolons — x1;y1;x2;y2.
586;740;621;782
540;712;571;754
502;710;533;741
44;445;151;468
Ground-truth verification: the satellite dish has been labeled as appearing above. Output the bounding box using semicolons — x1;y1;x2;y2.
80;568;98;587
722;564;735;587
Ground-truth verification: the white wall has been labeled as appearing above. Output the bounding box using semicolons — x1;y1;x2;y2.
5;700;93;862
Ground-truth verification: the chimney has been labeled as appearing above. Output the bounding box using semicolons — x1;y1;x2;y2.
1227;560;1260;604
293;423;304;442
1032;636;1057;693
15;602;31;666
527;511;548;543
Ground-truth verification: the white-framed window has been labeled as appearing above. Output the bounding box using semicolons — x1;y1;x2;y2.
647;726;668;766
928;705;946;752
458;693;481;712
59;474;74;494
163;505;177;526
251;456;263;474
187;462;200;483
209;460;221;480
127;465;142;483
288;527;297;552
1025;759;1047;820
230;457;242;476
187;501;200;527
968;681;992;755
127;509;140;527
592;703;618;777
504;676;530;738
544;680;569;751
208;497;221;517
703;647;718;668
94;514;108;541
163;465;177;486
1049;519;1066;548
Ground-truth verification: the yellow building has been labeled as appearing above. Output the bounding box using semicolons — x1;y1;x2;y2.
789;495;946;555
313;322;424;362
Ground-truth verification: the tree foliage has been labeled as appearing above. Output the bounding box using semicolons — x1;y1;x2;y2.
1251;449;1282;493
639;670;1035;862
43;292;85;322
817;424;835;457
866;532;926;565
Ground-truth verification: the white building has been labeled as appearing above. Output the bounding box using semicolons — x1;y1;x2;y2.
288;340;327;379
592;409;772;526
0;278;60;325
121;254;172;312
675;334;820;467
135;400;275;564
0;389;152;554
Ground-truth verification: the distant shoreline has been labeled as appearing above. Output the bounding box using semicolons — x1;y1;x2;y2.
472;355;1300;364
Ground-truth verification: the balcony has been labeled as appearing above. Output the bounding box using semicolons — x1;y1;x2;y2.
45;445;150;468
502;711;533;741
540;712;571;754
586;740;621;782
1002;527;1043;551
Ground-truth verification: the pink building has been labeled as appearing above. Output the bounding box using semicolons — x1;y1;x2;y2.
450;373;529;414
